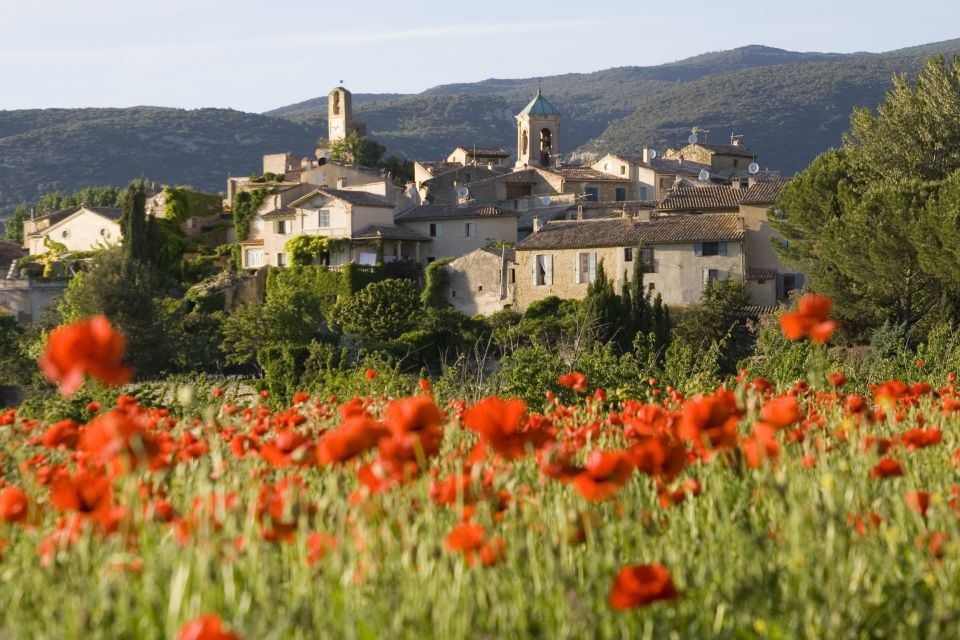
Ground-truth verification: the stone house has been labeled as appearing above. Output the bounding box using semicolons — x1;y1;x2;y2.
513;213;748;311
515;90;562;168
657;185;745;215
591;150;716;200
447;146;511;167
443;247;515;316
664;141;757;174
737;178;801;305
22;206;121;255
239;188;428;269
394;204;518;264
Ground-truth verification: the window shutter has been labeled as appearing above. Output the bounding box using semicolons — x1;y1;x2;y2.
589;252;597;282
437;223;443;237
775;273;784;301
545;255;553;285
796;273;805;289
718;242;728;256
694;242;703;257
574;253;581;284
531;255;538;286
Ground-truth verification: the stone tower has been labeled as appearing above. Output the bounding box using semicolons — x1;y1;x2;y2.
328;86;353;142
515;89;561;168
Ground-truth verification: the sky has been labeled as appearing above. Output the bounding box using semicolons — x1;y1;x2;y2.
1;0;958;113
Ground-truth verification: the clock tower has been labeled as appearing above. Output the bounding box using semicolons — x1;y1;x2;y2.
328;86;353;142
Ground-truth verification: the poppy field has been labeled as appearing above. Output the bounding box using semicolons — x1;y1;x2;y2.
3;297;960;638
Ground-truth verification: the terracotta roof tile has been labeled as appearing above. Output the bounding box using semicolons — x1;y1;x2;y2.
537;165;631;182
352;224;430;242
516;214;744;251
658;186;744;212
395;204;517;221
739;178;790;205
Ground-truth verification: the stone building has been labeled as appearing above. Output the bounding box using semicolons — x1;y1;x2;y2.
22;206;121;256
663;140;757;174
515;90;561;168
737;178;800;305
447;146;511;167
443;247;515;316
394;204;518;264
513;213;748;310
327;86;366;142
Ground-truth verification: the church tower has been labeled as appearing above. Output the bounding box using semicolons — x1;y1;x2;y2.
328;86;353;142
515;89;561;168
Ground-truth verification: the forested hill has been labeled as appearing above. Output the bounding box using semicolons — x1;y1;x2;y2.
3;38;960;216
0;109;319;215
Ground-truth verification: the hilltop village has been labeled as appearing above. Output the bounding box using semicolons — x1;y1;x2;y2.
2;85;794;322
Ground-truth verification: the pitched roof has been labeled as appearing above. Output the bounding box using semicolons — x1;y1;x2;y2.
518;90;561;117
352;224;430;242
537;165;631;182
480;246;516;263
739;178;790;205
455;147;510;158
658;186;744;212
515;214;744;250
289;188;393;208
418;161;463;176
395;204;517;221
261;207;297;220
746;267;778;280
695;143;756;158
33;205;122;227
609;154;714;178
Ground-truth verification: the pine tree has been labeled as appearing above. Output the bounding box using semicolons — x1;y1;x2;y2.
120;179;149;270
4;205;28;244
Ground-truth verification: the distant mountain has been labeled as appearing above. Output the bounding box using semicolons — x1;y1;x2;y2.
3;39;960;216
0;108;320;214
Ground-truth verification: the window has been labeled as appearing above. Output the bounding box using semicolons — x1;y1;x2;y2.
61;229;70;239
574;252;597;284
427;257;436;263
704;268;721;285
244;249;264;268
478;285;483;292
624;247;633;262
641;247;656;273
695;242;727;257
429;223;443;237
275;220;292;234
277;252;287;267
508;268;515;284
100;228;108;237
318;210;330;228
620;165;626;175
780;273;804;301
451;290;456;298
584;187;599;202
464;222;476;238
603;162;610;171
648;282;655;292
733;160;739;168
638;186;649;200
615;187;626;202
533;254;553;286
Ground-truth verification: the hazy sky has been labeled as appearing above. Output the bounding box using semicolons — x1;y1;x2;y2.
2;0;957;113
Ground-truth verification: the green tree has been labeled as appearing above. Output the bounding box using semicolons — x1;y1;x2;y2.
671;280;751;376
582;261;623;347
329;131;386;167
4;205;27;244
119;179;149;269
330;279;420;341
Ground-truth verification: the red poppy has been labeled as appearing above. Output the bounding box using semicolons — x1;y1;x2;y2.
779;294;838;345
292;391;310;405
0;486;29;523
901;428;942;450
315;417;387;464
306;532;338;565
380;396;446;461
608;564;679;610
365;368;377;380
39;315;133;396
870;457;904;479
571;450;634;501
462;396;552;460
740;423;781;469
41;419;81;449
177;614;241;640
828;372;847;387
79;409;162;471
761;396;802;429
558;372;588;393
905;490;931;517
628;437;686;484
677;389;743;457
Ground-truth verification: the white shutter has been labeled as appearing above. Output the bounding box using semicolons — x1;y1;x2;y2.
574;252;582;284
531;255;538;286
589;252;597;283
718;242;728;256
694;242;703;257
545;254;553;285
436;222;443;237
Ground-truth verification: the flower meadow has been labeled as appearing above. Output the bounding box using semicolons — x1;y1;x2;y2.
4;300;960;637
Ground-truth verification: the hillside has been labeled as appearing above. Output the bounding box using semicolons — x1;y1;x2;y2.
3;38;960;216
0;108;320;214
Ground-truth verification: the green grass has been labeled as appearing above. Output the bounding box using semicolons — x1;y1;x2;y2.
2;387;960;639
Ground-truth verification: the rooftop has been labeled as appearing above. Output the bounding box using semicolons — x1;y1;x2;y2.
33;205;122;227
516;213;744;251
352;224;430;242
289;188;393;208
739;178;790;205
537;165;631;183
657;186;744;212
455;147;510;158
395;204;518;221
518;90;561;117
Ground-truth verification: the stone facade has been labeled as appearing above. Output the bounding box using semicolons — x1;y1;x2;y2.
396;212;518;264
23;207;121;255
515;91;561;168
444;248;515;316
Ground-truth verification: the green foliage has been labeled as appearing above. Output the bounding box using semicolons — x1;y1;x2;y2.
328;131;386;167
671;280;752;376
119;179;149;267
232;188;268;243
582;260;622;347
421;259;452;309
329;279;420;342
284;235;348;266
4;204;27;244
33;186;121;215
0;314;32;386
381;156;414;186
163;187;221;223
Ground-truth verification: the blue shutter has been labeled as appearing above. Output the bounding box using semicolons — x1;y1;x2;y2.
796;273;805;290
718;242;728;256
694;243;703;257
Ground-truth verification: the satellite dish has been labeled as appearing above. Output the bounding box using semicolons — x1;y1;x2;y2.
457;186;469;199
648;149;657;160
688;134;698;145
698;169;710;181
748;162;760;175
541;195;551;206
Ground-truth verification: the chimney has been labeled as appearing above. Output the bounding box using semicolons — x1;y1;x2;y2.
636;209;652;222
576;204;584;221
532;216;541;233
643;148;653;163
336;177;347;189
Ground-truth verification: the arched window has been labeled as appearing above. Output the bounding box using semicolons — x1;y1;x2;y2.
332;92;341;116
521;130;528;156
540;128;552;151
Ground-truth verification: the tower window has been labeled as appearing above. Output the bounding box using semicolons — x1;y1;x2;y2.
332;92;341;116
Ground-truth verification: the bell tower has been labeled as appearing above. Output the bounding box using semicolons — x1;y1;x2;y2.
515;89;561;168
328;86;353;142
